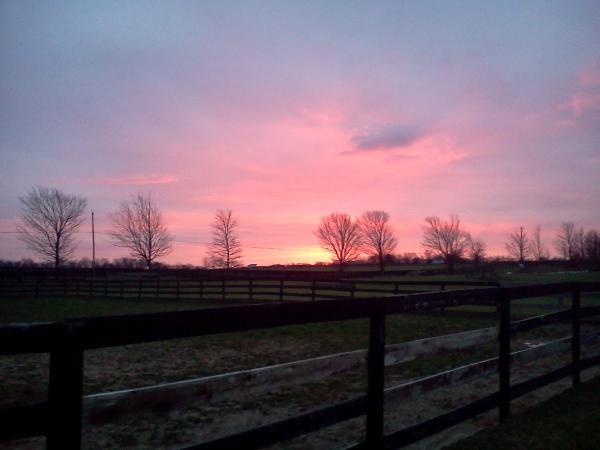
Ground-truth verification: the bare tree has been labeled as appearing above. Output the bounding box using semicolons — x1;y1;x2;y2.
316;213;362;271
421;215;469;274
208;209;243;269
110;193;173;270
555;222;577;260
505;226;529;263
584;229;600;262
358;210;397;273
465;234;487;265
17;186;87;268
528;225;549;261
574;227;586;260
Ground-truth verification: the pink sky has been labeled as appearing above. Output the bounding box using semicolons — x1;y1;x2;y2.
1;2;599;266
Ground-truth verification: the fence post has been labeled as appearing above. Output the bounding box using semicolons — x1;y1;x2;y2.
221;280;226;301
279;279;284;302
47;325;84;450
366;307;386;448
311;280;316;301
350;281;356;298
498;287;511;422
249;279;254;302
89;279;93;297
75;279;79;298
199;280;204;301
35;279;40;298
176;280;180;301
156;278;160;300
119;281;124;299
103;279;108;298
572;283;581;386
393;282;399;295
440;283;446;311
138;279;142;300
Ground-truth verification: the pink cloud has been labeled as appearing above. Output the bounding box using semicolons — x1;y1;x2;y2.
569;91;600;116
47;173;178;186
578;60;600;86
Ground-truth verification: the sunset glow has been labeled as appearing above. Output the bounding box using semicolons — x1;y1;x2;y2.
1;2;599;266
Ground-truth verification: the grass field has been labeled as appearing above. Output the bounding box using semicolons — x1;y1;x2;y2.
1;269;599;448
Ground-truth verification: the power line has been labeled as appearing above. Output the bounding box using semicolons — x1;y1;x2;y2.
0;230;318;252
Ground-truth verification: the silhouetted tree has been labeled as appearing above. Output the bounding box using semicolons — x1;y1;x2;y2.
505;226;529;263
208;209;243;269
358;210;397;273
17;186;87;268
574;227;586;260
555;222;577;260
529;225;549;261
584;229;600;262
466;234;487;265
316;213;362;271
421;215;469;274
110;193;173;270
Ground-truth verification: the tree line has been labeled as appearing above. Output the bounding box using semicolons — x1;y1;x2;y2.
15;187;242;269
316;213;599;272
13;186;600;270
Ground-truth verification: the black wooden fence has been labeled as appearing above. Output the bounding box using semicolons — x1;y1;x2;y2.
1;282;599;449
0;276;498;302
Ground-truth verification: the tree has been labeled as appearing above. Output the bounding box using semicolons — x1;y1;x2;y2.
208;209;243;269
505;226;529;263
584;229;600;262
529;225;549;261
555;222;577;260
358;210;397;273
421;215;469;274
574;227;586;260
17;186;87;268
110;193;173;270
466;234;487;265
316;213;362;271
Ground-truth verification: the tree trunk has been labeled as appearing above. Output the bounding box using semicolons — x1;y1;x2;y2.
447;255;455;274
378;256;385;274
54;243;60;269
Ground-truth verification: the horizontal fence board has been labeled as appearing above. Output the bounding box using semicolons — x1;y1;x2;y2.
505;283;573;300
182;396;368;450
376;393;500;450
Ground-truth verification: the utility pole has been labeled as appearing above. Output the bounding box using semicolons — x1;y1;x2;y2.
92;211;96;270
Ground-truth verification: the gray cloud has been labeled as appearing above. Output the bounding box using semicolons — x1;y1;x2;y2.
350;124;423;151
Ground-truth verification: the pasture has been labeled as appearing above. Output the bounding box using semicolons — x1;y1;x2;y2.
1;269;600;449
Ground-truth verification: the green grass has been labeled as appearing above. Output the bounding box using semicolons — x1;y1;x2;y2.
0;296;225;323
444;376;600;450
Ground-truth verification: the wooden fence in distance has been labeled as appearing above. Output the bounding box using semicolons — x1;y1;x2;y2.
1;282;599;449
0;277;498;302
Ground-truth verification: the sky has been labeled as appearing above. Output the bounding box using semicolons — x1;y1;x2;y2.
1;1;599;266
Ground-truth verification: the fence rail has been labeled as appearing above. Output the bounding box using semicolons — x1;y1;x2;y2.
1;281;599;449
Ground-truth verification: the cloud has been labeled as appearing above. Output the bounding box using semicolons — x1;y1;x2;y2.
569;91;600;116
46;174;178;186
578;60;600;86
350;124;423;151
